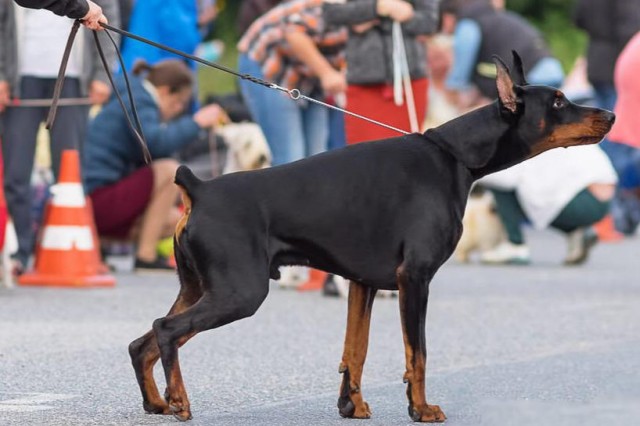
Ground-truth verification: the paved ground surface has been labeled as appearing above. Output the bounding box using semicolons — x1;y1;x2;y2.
1;230;639;426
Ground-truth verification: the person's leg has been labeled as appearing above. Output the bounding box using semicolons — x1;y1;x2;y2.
237;54;268;125
599;141;634;176
597;142;640;234
260;90;305;165
302;101;329;158
46;78;88;179
1;77;47;269
327;108;346;151
550;188;611;265
237;55;306;165
591;82;617;112
489;189;527;244
480;189;530;264
551;189;610;234
136;159;181;263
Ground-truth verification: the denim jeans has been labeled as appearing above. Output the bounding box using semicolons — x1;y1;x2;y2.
238;54;328;166
1;77;88;266
598;141;640;234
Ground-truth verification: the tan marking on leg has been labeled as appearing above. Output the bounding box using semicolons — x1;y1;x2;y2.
136;292;200;415
338;280;376;418
175;185;192;244
396;264;446;423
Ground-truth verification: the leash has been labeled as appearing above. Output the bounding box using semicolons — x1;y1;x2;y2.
97;22;411;136
392;21;419;133
45;21;411;164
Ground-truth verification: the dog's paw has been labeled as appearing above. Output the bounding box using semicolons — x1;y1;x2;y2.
143;400;171;415
409;403;446;423
338;396;371;419
170;403;193;422
167;396;192;422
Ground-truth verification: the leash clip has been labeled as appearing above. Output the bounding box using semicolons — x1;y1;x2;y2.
288;89;301;100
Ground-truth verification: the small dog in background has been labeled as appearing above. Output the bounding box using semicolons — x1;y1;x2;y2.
454;187;507;262
217;122;272;174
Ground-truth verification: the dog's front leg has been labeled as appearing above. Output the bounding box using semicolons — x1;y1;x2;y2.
397;265;446;423
337;280;377;419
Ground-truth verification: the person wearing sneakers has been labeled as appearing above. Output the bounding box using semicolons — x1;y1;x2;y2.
479;145;617;265
83;59;226;272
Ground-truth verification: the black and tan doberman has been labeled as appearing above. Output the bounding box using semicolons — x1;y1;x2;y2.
128;52;615;422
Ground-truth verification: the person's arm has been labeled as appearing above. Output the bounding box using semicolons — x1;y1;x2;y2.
445;19;484;109
401;0;440;36
284;30;346;95
15;0;88;18
139;103;227;159
0;2;10;112
14;0;107;29
323;0;379;26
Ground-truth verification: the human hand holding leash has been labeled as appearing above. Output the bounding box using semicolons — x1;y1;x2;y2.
81;0;107;30
88;80;111;105
193;104;229;129
0;81;10;113
377;0;415;22
320;69;347;96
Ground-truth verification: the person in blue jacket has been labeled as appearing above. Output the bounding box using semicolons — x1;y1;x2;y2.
83;59;226;272
119;0;202;72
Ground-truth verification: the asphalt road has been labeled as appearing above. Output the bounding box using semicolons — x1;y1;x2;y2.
1;230;639;426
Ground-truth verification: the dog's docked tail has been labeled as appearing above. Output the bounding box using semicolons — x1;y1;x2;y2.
175;165;202;242
175;165;202;195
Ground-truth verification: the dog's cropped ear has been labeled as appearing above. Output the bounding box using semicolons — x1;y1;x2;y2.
493;55;519;114
511;50;528;86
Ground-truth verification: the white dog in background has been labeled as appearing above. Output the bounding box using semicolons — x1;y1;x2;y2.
454;190;507;263
216;122;272;174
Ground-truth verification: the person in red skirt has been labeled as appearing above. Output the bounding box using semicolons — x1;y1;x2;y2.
323;0;440;143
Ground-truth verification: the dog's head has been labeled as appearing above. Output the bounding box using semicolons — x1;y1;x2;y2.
493;52;615;158
218;122;272;173
428;51;615;178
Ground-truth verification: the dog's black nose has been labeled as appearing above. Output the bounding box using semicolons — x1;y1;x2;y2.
603;110;616;124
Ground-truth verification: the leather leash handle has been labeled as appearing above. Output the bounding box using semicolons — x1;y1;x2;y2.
46;19;81;130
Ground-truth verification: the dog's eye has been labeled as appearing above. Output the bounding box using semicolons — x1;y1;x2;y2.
553;97;566;109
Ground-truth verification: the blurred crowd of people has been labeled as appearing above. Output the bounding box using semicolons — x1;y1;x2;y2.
0;0;639;280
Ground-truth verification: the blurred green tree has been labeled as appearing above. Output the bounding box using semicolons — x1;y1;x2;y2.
507;0;586;72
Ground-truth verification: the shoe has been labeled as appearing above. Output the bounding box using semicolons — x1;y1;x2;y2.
10;257;25;278
322;274;340;297
134;256;175;273
480;242;530;265
322;274;350;298
564;228;598;265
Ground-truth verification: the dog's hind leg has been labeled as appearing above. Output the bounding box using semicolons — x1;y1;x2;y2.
397;263;446;423
337;280;377;419
129;241;202;415
154;270;269;421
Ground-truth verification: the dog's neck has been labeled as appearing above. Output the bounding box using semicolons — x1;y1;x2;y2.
426;103;529;180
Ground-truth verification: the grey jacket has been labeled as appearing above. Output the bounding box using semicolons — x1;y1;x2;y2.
323;0;439;85
0;0;120;97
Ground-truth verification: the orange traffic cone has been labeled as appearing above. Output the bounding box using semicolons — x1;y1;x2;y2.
593;214;623;243
297;268;327;292
19;150;115;287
